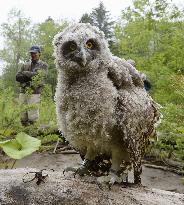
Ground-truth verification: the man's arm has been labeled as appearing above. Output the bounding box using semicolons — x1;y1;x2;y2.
16;64;33;83
22;70;37;78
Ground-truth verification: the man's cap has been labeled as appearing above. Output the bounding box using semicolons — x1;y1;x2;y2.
29;45;41;53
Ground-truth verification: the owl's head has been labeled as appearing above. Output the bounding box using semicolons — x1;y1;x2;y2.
53;23;111;74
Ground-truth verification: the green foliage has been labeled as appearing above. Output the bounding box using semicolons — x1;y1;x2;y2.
79;13;93;24
38;84;57;126
0;132;41;159
39;134;62;145
175;137;184;160
0;84;22;137
149;134;184;162
0;79;57;142
79;1;114;43
24;69;47;96
0;9;34;91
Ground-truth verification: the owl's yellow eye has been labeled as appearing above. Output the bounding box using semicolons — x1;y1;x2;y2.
70;43;77;51
86;41;93;49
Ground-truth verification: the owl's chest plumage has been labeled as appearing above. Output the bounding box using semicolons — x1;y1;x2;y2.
59;71;118;149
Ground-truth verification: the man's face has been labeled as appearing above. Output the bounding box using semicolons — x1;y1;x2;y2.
30;52;40;61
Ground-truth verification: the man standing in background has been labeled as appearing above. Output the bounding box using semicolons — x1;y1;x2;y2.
16;46;48;126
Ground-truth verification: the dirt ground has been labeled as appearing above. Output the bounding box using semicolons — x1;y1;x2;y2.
13;152;184;194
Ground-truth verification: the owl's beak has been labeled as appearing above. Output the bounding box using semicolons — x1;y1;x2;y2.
76;50;87;67
81;58;87;67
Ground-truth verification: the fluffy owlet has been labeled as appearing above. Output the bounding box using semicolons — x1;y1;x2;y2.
53;23;160;185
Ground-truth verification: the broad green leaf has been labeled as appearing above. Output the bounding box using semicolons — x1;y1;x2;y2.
0;132;41;159
0;140;11;145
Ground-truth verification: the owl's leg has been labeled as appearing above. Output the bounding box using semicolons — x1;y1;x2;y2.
97;150;128;186
75;146;98;176
63;146;96;177
133;160;142;185
63;159;92;176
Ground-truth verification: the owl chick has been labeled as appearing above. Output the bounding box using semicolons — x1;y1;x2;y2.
53;23;160;185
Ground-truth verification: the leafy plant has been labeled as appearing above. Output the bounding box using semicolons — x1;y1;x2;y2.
38;84;57;126
0;87;22;136
0;132;41;160
175;137;184;160
39;134;61;145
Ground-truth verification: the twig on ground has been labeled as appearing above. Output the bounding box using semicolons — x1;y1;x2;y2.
144;163;184;175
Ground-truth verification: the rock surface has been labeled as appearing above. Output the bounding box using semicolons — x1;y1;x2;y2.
0;168;183;205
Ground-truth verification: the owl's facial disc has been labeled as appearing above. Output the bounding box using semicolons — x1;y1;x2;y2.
62;39;100;67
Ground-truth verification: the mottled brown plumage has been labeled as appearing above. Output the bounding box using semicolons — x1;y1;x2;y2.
53;23;160;184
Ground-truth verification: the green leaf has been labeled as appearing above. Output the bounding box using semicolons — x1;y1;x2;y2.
0;139;11;145
0;132;41;159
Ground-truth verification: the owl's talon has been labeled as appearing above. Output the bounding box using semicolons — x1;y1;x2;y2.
97;169;128;187
74;165;91;177
63;159;93;177
63;166;90;177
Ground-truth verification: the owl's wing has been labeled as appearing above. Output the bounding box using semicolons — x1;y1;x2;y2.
115;87;161;166
107;56;144;89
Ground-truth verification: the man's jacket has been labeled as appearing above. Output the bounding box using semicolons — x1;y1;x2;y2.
16;60;48;94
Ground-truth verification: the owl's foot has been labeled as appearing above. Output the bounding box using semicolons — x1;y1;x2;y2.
97;169;128;188
63;159;92;177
